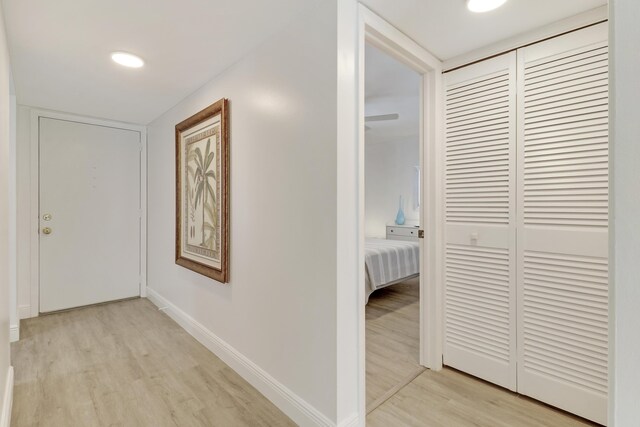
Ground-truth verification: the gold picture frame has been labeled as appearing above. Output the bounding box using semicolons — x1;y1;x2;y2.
175;99;229;282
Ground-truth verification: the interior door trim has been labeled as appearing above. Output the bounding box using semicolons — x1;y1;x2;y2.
29;109;147;317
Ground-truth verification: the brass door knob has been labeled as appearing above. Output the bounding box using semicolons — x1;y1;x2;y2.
42;227;52;235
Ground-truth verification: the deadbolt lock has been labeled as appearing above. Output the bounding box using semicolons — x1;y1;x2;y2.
42;227;52;235
42;213;52;221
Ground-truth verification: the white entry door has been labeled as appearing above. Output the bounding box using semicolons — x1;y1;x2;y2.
39;117;141;313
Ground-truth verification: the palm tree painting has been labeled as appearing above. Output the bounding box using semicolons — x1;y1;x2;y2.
176;99;228;281
187;137;217;251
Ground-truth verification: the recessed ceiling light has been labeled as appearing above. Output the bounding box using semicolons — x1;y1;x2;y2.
111;52;144;68
467;0;507;13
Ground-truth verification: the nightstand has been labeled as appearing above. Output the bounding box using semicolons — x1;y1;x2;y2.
386;224;420;241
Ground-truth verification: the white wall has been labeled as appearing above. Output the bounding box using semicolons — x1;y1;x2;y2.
146;1;339;424
365;137;419;237
0;0;13;420
610;0;640;425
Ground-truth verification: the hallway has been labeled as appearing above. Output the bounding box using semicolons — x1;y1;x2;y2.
10;299;294;427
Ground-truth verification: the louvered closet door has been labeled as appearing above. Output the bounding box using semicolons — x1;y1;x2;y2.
516;23;609;425
443;53;517;391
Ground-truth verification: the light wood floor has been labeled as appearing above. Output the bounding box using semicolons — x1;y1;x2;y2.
366;279;598;427
367;367;597;427
10;298;295;427
11;289;599;427
366;278;423;412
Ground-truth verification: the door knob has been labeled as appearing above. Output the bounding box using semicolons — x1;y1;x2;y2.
42;227;52;235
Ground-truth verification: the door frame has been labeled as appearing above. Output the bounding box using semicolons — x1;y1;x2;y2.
356;3;444;415
29;109;147;317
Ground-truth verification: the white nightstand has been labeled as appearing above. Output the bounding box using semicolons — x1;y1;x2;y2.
386;224;420;241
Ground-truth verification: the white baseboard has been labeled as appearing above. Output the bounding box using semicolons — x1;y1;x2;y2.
1;366;14;427
337;413;360;427
18;305;31;320
146;288;335;427
9;325;19;343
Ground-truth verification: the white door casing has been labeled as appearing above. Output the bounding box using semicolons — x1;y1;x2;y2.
442;52;518;391
516;23;609;425
360;7;445;366
39;117;142;312
354;5;444;424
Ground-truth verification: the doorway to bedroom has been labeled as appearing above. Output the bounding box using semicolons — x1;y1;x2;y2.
364;42;425;413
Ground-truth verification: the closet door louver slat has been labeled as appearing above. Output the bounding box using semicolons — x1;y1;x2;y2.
443;53;517;391
516;23;609;426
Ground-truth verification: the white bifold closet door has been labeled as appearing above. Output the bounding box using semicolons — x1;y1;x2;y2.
443;52;517;391
516;23;609;425
443;22;609;425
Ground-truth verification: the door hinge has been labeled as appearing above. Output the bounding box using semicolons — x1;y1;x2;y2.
418;229;425;239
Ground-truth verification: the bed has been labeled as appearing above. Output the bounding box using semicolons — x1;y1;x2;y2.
365;238;420;303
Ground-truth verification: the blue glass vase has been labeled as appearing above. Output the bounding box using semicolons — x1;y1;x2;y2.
395;196;405;225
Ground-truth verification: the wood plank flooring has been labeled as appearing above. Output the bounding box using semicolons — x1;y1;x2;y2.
366;279;598;427
11;286;600;427
11;298;295;427
367;367;597;427
366;278;423;412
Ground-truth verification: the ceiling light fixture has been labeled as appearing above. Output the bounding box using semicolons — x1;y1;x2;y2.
467;0;507;13
111;52;144;68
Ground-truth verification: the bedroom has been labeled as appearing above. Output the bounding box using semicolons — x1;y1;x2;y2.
363;42;423;412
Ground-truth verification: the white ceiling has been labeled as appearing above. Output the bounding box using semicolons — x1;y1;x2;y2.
363;0;607;145
3;0;607;125
2;0;317;124
360;0;607;60
365;43;420;145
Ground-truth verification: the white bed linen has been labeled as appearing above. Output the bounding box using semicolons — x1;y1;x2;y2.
364;238;420;303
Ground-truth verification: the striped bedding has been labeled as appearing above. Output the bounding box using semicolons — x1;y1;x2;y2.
365;238;420;295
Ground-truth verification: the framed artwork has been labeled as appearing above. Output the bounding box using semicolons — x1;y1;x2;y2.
175;98;229;282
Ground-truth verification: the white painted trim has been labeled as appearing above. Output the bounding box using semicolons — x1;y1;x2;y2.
336;1;360;425
28;108;147;316
17;305;30;320
146;289;334;427
0;367;13;427
29;109;38;317
443;5;608;71
359;2;444;367
356;10;367;423
9;325;19;343
139;126;148;298
337;413;359;427
355;3;444;424
362;6;441;72
9;93;18;347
